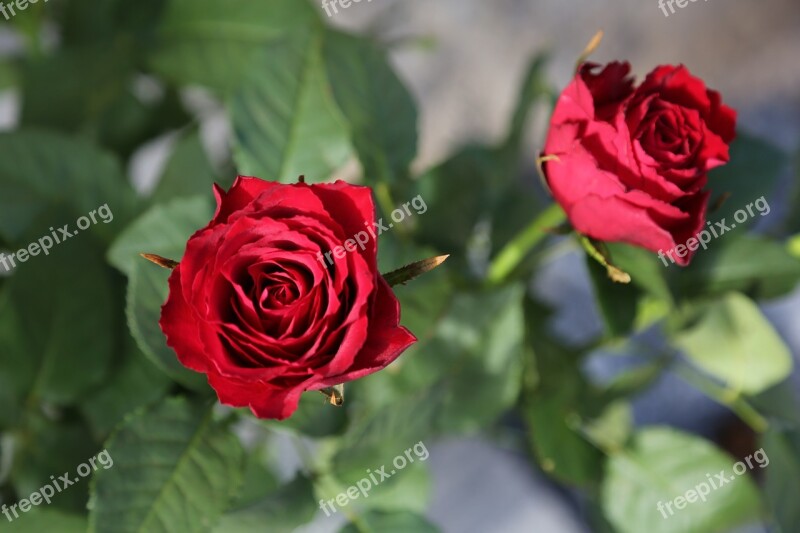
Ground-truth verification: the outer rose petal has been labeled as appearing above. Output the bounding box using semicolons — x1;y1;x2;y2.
160;178;417;420
207;372;304;421
161;266;210;373
213;176;281;224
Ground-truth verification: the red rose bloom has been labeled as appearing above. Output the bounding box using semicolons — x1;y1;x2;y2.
543;62;736;265
160;177;416;420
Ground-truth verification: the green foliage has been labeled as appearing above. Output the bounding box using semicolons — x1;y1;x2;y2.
672;292;793;396
215;475;317;533
150;0;319;94
229;31;352;183
0;228;117;410
762;428;800;532
708;133;786;227
521;297;606;486
4;510;87;533
0;1;796;532
0;131;137;242
601;428;763;533
322;30;418;186
339;510;440;533
676;235;800;301
88;398;245;533
151;131;219;203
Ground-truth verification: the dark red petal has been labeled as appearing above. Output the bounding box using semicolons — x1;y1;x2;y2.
160;266;210;373
213;176;282;224
312;276;416;387
207;372;306;420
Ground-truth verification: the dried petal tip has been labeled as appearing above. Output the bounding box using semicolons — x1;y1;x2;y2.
382;254;450;287
576;30;604;71
140;253;179;270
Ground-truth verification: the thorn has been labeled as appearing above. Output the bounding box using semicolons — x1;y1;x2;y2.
140;253;179;270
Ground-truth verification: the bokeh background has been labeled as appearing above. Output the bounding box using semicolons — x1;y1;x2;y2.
313;1;800;531
1;1;799;532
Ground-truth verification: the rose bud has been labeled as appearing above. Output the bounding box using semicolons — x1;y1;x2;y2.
542;62;736;266
159;177;416;420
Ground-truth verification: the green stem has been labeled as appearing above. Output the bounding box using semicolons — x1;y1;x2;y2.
674;362;769;433
487;203;565;284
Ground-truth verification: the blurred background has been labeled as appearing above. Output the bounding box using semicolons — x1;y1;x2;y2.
1;1;799;532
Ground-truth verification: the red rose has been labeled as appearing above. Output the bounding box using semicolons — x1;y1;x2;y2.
543;62;736;265
160;177;416;420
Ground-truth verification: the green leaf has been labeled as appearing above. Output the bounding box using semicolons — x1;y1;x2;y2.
708;132;786;228
89;397;245;533
762;428;800;532
57;0;166;47
126;260;208;391
0;131;138;243
585;254;640;338
227;453;279;511
433;286;526;433
673;292;792;396
260;391;348;438
601;427;762;533
609;242;673;303
20;46;133;134
322;30;417;185
151;0;319;94
521;296;604;485
230;31;352;183
3;510;87;533
749;380;800;426
0;227;117;408
415;147;497;271
523;371;605;485
339;511;439;533
585;242;673;338
108;196;213;277
581;401;633;453
151;131;219;203
677;235;800;301
215;476;317;533
108;197;213;390
96;88;193;160
80;331;172;439
351;461;431;514
11;415;99;512
332;388;439;485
